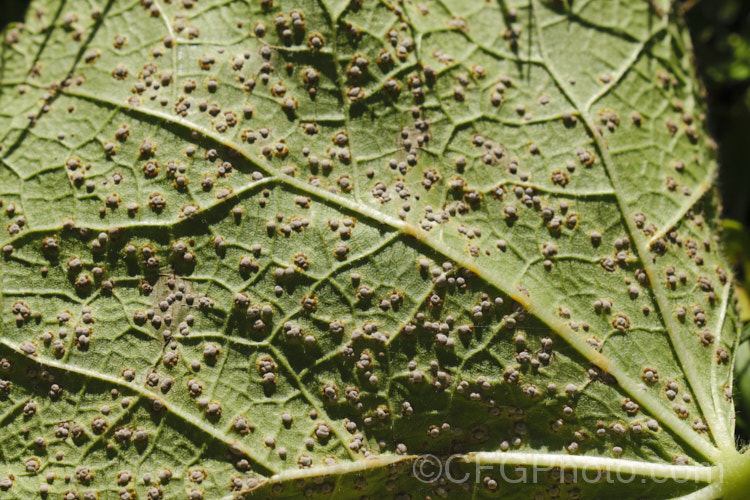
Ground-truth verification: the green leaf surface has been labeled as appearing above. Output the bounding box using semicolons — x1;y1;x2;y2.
0;0;747;498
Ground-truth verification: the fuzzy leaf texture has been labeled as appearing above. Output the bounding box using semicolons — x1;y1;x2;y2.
0;0;746;499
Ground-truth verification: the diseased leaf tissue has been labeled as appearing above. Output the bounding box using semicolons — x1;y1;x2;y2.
0;0;747;498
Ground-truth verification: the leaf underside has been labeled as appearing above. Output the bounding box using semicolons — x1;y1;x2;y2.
0;0;741;498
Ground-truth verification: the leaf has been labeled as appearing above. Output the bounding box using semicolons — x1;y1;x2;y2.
0;0;747;499
734;324;750;440
720;219;750;322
